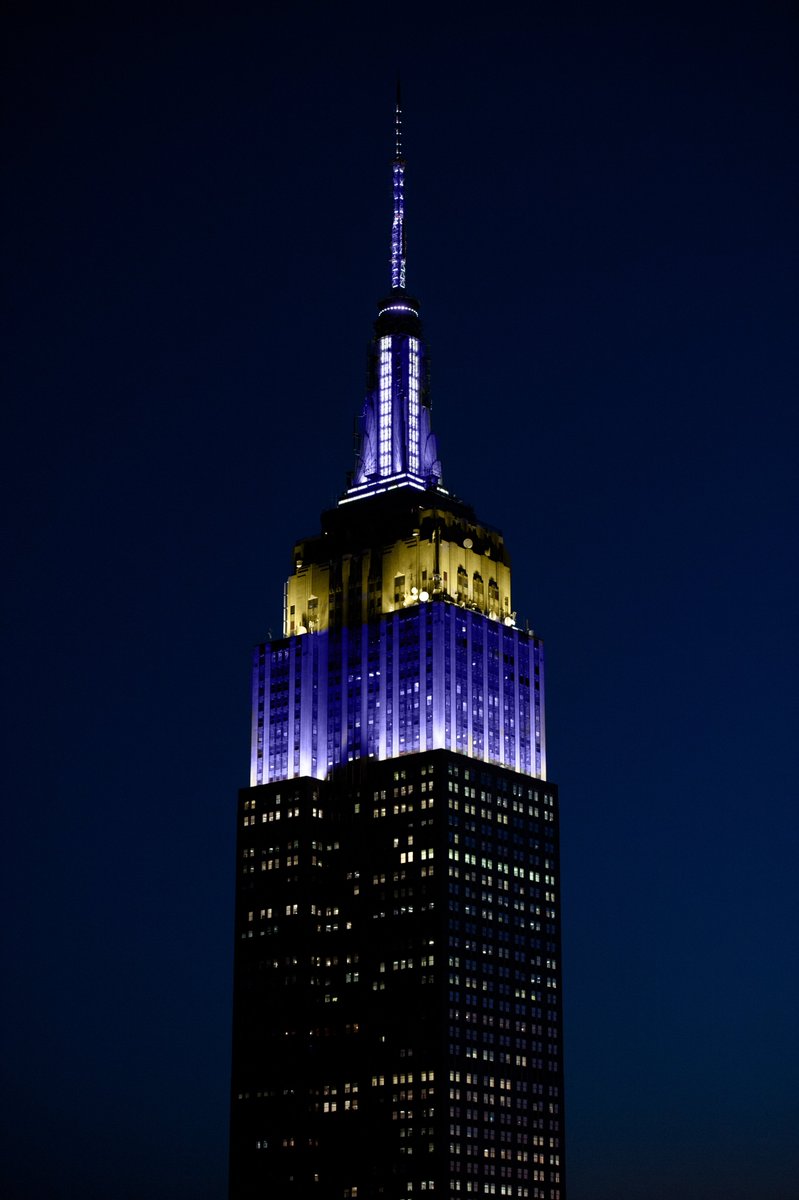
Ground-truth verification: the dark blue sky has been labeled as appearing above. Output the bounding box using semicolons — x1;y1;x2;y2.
3;4;797;1198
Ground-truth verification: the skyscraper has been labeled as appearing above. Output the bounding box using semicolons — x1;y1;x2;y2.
229;93;565;1200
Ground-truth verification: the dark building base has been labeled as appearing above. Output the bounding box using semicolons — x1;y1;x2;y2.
230;750;564;1199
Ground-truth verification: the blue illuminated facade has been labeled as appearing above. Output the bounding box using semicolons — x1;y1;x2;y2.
251;604;545;785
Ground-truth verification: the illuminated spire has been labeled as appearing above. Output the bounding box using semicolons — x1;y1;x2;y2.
391;80;407;291
346;85;441;499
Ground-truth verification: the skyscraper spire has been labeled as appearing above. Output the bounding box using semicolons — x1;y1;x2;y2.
391;80;407;291
346;86;441;497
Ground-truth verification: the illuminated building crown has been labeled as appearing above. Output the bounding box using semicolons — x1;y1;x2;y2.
249;91;546;789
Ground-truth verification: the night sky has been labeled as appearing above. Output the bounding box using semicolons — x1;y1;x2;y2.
3;4;798;1198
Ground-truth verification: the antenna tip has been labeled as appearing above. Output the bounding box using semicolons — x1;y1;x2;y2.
394;79;403;159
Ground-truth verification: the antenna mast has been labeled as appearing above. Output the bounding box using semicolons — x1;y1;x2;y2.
391;81;407;290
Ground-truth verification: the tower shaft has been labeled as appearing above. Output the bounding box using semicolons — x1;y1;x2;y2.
229;92;566;1200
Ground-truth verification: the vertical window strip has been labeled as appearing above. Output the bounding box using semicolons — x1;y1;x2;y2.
408;337;420;475
379;336;392;476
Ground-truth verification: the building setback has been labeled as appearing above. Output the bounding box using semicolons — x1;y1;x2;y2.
229;92;565;1200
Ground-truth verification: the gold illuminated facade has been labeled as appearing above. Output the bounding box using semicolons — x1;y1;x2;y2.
285;501;513;636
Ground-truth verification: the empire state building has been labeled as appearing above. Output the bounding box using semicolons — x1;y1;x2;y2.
229;94;566;1200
